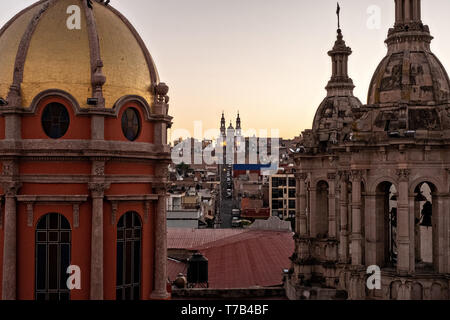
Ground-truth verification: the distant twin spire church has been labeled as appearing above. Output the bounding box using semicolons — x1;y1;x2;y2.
220;112;241;137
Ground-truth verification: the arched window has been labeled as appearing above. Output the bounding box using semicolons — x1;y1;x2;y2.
414;182;437;271
315;181;329;238
35;213;71;300
375;182;397;267
41;102;70;139
116;211;142;300
121;108;141;141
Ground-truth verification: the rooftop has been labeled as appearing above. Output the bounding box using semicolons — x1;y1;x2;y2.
167;227;294;289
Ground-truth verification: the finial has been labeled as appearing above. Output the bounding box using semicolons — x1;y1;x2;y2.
336;2;341;30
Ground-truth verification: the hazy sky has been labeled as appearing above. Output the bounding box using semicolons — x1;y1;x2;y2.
2;0;450;140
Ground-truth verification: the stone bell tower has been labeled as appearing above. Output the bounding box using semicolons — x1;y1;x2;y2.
394;0;422;24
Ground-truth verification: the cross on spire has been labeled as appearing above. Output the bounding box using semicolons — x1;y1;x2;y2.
336;2;341;29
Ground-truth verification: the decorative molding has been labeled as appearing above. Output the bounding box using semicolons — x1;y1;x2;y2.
111;201;118;225
2;161;18;177
338;170;350;181
350;170;362;182
105;194;159;202
73;203;80;228
26;203;33;227
6;0;56;107
396;169;411;182
0;139;171;160
327;173;337;181
92;161;105;176
88;182;110;198
82;0;106;108
144;201;151;223
112;95;153;120
2;182;22;197
9;174;160;184
295;173;308;181
16;195;88;203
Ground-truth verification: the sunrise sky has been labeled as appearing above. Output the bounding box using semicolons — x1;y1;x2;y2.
2;0;450;140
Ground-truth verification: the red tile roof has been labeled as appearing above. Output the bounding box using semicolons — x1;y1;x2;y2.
167;228;294;289
167;228;246;249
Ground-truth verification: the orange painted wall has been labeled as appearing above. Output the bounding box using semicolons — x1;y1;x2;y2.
19;161;91;175
20;183;89;195
105;103;154;143
105;162;155;175
22;96;91;140
16;202;92;300
0;116;5;140
103;202;155;300
105;183;152;196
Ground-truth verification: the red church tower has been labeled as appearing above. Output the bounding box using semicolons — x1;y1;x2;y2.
0;0;172;300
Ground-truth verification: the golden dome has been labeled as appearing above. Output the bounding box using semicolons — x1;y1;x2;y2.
0;0;159;109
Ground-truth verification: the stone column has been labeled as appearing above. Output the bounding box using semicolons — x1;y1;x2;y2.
1;182;21;300
364;192;377;266
413;194;421;263
445;193;450;274
395;0;401;23
327;173;337;239
408;193;416;272
295;173;308;237
309;184;317;238
151;187;169;300
404;0;411;21
339;172;349;263
88;182;109;300
396;169;411;274
350;170;363;266
433;193;446;273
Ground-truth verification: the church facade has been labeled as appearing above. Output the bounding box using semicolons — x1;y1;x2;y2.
286;0;450;300
0;0;172;300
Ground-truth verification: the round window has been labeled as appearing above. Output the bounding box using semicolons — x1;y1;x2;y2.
121;108;141;141
41;102;70;139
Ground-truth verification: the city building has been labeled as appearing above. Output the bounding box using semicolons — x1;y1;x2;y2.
269;173;296;224
166;188;215;229
167;221;293;299
286;1;450;300
0;0;171;300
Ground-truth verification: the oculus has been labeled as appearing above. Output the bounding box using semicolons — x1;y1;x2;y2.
121;107;141;141
41;103;70;139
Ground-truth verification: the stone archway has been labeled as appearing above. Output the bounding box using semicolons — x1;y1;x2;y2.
413;181;438;272
314;181;329;238
374;181;398;268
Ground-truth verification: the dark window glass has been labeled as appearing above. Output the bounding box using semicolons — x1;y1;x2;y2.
121;108;141;141
41;103;70;139
289;178;296;187
116;211;142;300
288;189;296;198
289;200;296;209
35;213;71;301
272;200;279;209
272;178;279;188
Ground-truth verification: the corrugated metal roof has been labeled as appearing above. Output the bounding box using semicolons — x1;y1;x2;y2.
167;228;246;249
167;229;294;289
